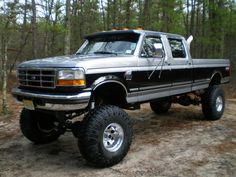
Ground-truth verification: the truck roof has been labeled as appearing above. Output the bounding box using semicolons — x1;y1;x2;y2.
85;30;184;39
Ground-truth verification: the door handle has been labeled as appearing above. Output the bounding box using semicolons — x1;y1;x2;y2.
165;61;171;65
186;61;191;65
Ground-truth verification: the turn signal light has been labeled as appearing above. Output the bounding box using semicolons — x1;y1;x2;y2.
57;79;85;86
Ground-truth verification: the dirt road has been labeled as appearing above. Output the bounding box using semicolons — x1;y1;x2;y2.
0;100;235;177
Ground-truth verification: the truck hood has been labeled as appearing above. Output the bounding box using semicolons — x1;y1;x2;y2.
18;55;138;72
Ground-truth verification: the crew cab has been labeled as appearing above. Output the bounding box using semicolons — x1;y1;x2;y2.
12;30;230;167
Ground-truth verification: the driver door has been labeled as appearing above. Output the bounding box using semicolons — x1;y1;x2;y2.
137;35;172;102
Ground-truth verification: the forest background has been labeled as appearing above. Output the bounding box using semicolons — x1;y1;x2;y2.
0;0;236;114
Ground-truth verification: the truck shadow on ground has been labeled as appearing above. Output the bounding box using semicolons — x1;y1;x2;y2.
133;104;206;132
130;104;211;146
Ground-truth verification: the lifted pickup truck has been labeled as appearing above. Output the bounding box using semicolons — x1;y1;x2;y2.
12;30;230;167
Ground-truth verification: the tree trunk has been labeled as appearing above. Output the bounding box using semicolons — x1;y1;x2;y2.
64;0;71;55
190;0;196;56
195;0;200;57
31;0;37;58
112;0;117;28
10;0;29;74
51;1;60;55
1;0;11;115
141;0;150;29
2;41;9;115
201;0;206;57
107;0;110;29
217;0;225;58
190;0;195;36
125;0;131;28
137;0;143;27
101;0;106;30
186;0;190;36
44;0;54;57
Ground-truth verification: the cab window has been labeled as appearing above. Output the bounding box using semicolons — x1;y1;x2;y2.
141;37;162;58
168;38;186;58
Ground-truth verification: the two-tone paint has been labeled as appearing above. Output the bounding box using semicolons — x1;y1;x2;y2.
12;30;230;111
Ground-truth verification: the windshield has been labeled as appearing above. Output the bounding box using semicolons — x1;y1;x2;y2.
77;33;140;56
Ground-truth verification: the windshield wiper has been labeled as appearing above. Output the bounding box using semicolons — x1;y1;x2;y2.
94;51;117;55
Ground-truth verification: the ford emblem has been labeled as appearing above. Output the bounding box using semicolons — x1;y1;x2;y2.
31;76;36;80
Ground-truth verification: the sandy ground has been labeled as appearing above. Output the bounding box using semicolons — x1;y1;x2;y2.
0;100;235;177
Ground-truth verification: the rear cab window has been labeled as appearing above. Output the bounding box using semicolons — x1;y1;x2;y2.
168;38;186;58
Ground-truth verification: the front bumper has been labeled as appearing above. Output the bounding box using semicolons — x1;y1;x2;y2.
12;88;91;111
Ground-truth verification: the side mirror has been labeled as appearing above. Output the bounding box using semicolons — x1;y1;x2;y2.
153;43;164;58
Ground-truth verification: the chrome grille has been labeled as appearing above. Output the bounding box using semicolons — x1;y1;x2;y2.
18;68;56;88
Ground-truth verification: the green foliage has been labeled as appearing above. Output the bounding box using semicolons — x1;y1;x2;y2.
1;0;236;115
0;0;236;63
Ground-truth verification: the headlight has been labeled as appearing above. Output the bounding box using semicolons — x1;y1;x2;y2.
57;69;85;86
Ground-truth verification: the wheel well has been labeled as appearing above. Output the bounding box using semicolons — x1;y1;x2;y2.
210;73;221;86
93;82;127;107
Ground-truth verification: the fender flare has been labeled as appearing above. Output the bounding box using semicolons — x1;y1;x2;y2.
210;71;222;81
210;71;222;85
91;75;128;97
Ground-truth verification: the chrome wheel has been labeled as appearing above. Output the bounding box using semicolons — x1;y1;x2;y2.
216;96;223;112
103;123;124;152
78;105;133;167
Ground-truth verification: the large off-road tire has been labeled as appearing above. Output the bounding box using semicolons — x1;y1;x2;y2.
150;98;172;114
20;108;61;144
201;86;225;120
78;105;133;167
